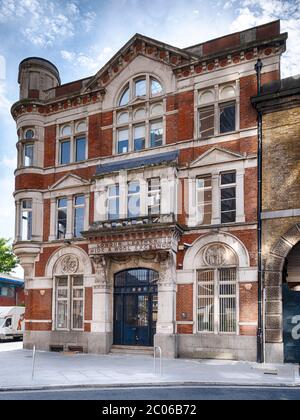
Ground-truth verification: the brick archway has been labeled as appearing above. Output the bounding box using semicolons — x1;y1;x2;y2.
265;224;300;353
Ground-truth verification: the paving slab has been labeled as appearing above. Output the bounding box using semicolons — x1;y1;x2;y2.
0;343;298;390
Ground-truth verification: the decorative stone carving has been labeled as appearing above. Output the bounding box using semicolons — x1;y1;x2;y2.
201;244;238;267
158;252;176;287
91;255;111;288
204;244;227;266
61;255;79;274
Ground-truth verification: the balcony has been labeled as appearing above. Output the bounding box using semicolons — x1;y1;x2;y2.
83;214;183;257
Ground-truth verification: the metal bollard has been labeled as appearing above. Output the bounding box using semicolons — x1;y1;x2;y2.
31;346;37;381
154;346;162;377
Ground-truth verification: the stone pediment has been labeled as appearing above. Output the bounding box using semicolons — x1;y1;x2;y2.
49;174;90;192
190;147;245;168
84;34;198;92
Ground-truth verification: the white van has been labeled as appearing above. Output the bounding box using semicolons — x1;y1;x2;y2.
0;307;25;341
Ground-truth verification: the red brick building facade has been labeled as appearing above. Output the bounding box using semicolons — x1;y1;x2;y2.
12;21;287;360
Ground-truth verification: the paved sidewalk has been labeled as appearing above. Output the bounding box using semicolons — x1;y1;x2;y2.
0;343;299;390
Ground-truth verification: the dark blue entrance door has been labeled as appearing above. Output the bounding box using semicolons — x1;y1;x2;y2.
283;284;300;363
114;269;158;347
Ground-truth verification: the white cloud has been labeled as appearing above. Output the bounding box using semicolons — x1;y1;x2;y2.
0;0;96;47
0;80;11;118
229;0;300;77
61;47;114;75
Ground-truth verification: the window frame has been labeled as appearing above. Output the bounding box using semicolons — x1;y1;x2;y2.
197;83;239;139
57;198;68;240
127;181;141;219
55;276;85;332
73;195;85;238
196;267;238;335
57;120;88;166
21;199;33;241
107;184;120;221
220;172;237;225
115;75;165;155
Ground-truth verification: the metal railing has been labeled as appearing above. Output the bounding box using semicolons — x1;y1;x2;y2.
154;346;162;377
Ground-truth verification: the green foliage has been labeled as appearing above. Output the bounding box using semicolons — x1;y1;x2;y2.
0;238;18;274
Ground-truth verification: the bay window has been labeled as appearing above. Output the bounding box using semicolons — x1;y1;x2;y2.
24;143;34;167
55;276;84;331
197;268;237;334
21;199;32;241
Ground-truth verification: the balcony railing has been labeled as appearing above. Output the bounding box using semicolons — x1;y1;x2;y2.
88;214;177;232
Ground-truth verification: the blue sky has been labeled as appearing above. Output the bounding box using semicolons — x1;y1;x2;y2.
0;0;299;275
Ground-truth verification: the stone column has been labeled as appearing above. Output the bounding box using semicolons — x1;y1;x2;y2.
89;255;113;354
155;251;178;358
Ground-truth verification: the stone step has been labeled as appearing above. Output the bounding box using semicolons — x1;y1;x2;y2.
110;345;154;356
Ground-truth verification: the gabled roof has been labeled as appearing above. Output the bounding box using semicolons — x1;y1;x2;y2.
84;33;199;92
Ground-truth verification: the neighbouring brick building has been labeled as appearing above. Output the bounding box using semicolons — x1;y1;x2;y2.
12;21;287;360
252;75;300;364
0;274;24;307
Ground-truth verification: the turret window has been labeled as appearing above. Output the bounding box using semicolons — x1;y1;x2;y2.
21;199;32;241
25;129;35;140
24;143;34;167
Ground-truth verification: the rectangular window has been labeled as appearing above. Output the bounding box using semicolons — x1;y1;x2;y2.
220;102;236;134
57;198;68;239
55;276;84;331
148;178;161;215
0;287;15;298
197;268;237;334
74;195;85;238
75;137;86;162
21;199;32;241
128;181;140;218
150;120;163;148
118;129;129;154
108;185;120;221
196;176;212;225
56;277;69;330
24;144;34;167
199;106;215;138
134;125;146;151
72;277;84;330
60;140;71;165
221;172;236;224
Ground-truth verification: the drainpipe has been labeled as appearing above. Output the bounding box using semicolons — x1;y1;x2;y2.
255;59;264;364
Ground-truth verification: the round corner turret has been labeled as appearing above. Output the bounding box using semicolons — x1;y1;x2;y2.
18;57;61;101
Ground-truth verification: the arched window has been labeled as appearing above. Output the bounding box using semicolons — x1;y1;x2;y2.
196;244;238;335
25;129;35;140
116;75;165;154
119;84;130;107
